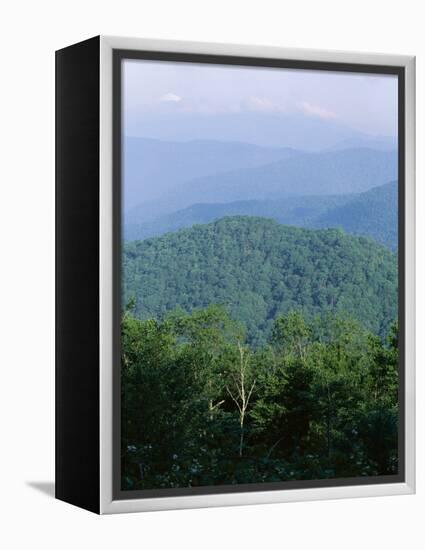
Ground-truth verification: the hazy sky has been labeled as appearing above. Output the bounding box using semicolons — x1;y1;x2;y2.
123;59;398;141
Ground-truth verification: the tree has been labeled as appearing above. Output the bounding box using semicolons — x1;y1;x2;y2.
271;311;311;360
121;306;399;489
123;217;398;344
225;343;256;457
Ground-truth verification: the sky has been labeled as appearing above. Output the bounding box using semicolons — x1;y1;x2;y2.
123;58;398;144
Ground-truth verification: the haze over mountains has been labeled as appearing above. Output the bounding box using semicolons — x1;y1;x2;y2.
124;137;397;214
123;136;398;252
123;134;398;343
125;111;397;150
124;193;350;241
158;147;396;205
125;181;398;250
326;135;397;152
315;181;398;249
124;137;297;208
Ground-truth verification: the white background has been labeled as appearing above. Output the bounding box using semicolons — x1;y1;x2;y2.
0;0;423;548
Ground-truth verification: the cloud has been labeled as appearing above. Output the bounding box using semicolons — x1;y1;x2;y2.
298;101;337;120
153;94;337;121
159;92;182;103
244;96;288;113
246;96;277;112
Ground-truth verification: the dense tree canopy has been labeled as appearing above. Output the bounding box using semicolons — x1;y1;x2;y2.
121;215;399;491
123;216;398;346
122;306;399;490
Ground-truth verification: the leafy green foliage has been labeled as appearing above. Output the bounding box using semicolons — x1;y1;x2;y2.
123;216;397;345
122;307;399;490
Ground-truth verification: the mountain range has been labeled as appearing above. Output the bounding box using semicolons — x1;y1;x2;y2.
125;145;398;225
126;112;396;151
125;181;398;250
315;181;398;249
124;137;297;209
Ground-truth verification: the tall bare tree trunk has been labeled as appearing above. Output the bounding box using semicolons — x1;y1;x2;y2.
226;343;256;457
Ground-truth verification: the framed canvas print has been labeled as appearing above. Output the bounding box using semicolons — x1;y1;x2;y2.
55;36;415;514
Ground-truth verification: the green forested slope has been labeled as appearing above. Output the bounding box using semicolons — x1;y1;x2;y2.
123;217;397;344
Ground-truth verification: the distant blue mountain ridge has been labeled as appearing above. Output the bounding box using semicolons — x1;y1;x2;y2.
315;180;398;249
125;181;398;250
125;111;396;150
125;146;397;224
123;135;396;211
124;194;349;241
326;135;397;152
124;137;298;209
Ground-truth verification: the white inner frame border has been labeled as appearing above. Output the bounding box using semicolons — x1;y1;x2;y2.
99;35;416;514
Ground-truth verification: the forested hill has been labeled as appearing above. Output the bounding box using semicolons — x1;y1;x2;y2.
123;217;397;345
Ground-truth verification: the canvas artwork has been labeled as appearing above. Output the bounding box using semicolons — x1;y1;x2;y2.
119;58;400;494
